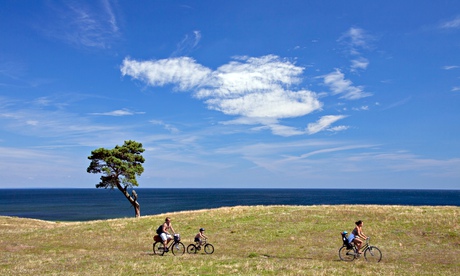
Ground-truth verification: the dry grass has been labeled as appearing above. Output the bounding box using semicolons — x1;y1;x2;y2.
1;205;459;275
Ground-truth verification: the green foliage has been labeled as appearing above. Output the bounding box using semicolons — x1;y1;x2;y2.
87;140;145;190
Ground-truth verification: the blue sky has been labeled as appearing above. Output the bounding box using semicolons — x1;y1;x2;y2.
1;0;459;189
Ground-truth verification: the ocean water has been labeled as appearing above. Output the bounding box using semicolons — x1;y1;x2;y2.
0;188;458;221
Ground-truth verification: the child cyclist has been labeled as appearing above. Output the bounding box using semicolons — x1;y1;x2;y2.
194;228;208;249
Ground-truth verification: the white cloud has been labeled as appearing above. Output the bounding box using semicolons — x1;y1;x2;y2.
351;57;369;71
442;65;459;70
121;57;212;90
26;120;39;126
121;55;374;136
197;55;304;98
338;27;371;55
328;125;349;132
307;115;347;134
89;109;144;116
322;69;372;99
121;55;327;136
338;27;374;73
452;86;460;92
352;105;369;111
268;124;306;137
205;89;321;119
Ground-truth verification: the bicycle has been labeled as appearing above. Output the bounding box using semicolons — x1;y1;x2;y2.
187;238;214;254
153;234;185;256
338;234;382;262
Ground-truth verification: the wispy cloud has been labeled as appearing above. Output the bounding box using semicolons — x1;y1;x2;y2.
351;57;369;71
282;144;371;162
338;27;374;73
440;16;460;29
352;105;369;111
89;109;145;116
321;69;372;100
172;31;202;57
382;96;412;110
150;120;180;134
0;97;133;147
41;0;120;49
307;115;347;134
442;65;459;70
338;27;372;55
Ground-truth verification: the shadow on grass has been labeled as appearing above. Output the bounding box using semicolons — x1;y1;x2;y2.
255;254;314;260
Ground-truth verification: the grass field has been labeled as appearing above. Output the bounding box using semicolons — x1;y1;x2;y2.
1;205;459;275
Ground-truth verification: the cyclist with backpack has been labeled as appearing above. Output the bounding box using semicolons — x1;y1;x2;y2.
156;217;176;252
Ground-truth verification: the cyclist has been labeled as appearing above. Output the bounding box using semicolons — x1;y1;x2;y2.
156;217;176;252
348;220;368;254
194;228;208;249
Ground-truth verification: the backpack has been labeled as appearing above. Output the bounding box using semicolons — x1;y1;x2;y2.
341;232;353;249
156;225;163;235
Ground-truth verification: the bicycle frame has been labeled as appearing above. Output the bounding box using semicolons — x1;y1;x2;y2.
195;238;208;247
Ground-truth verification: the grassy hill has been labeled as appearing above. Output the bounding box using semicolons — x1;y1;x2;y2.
1;205;459;275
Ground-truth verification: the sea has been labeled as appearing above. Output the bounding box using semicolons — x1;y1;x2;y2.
0;188;459;222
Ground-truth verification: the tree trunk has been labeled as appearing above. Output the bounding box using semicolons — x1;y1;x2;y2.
117;183;141;218
134;202;140;218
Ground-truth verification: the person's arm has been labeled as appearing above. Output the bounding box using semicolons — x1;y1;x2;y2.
169;224;176;234
358;228;367;239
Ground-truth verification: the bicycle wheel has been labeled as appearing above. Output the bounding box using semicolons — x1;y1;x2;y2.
364;246;382;263
204;243;214;254
187;244;197;254
171;242;185;256
338;246;356;262
153;242;165;256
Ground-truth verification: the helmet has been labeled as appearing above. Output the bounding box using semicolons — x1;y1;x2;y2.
200;228;205;231
342;231;347;234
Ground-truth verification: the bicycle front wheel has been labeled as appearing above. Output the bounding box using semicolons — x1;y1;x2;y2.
364;246;382;262
153;242;165;256
187;244;197;254
338;246;356;262
204;243;214;254
171;242;185;255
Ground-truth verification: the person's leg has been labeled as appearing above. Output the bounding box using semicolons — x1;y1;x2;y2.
160;233;169;251
355;239;363;253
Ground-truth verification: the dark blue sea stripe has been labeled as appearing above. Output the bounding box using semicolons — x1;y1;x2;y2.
0;189;458;221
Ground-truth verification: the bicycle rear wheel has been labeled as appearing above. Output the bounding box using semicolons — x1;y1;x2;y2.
171;242;185;255
204;243;214;254
187;244;197;254
338;246;356;261
153;242;165;256
364;246;382;262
